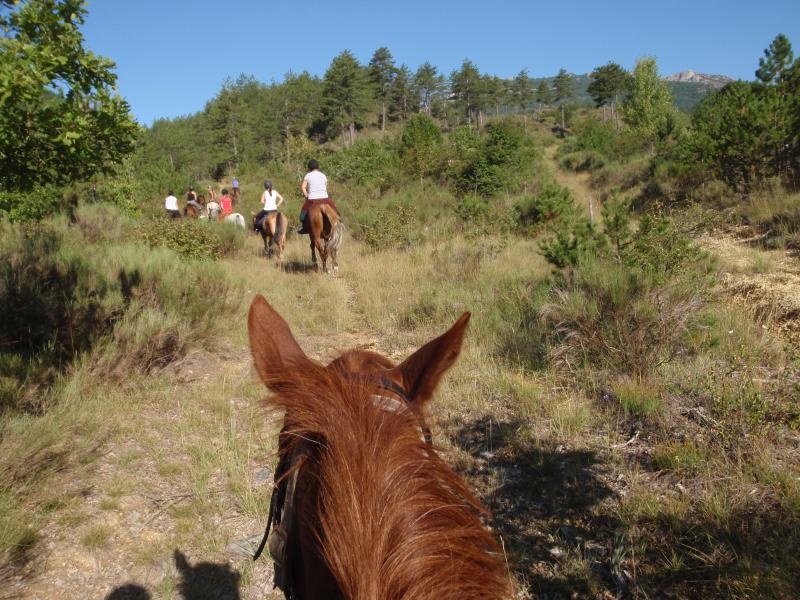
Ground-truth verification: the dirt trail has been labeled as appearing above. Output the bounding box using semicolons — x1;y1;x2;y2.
544;145;600;222
5;234;388;600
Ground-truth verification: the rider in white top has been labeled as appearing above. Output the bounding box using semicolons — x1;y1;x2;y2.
303;170;328;199
164;191;180;219
298;159;338;234
254;180;284;232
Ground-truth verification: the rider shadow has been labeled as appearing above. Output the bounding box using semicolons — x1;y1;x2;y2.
104;550;241;600
105;584;151;600
173;549;242;600
445;416;619;598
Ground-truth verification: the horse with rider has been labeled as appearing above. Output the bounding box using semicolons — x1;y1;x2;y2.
167;160;344;271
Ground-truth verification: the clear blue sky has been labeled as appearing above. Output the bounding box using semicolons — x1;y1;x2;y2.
80;0;800;125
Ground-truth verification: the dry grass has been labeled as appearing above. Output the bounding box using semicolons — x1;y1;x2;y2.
3;188;800;599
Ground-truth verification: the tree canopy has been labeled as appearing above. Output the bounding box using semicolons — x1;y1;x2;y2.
622;57;673;144
321;50;372;145
587;62;630;108
0;0;137;191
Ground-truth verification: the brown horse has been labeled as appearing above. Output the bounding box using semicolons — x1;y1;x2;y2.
184;197;205;220
252;211;288;262
306;202;344;275
248;295;511;600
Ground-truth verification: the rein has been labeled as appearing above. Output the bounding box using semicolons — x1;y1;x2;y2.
253;377;429;563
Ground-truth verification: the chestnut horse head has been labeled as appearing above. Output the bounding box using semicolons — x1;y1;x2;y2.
248;295;511;600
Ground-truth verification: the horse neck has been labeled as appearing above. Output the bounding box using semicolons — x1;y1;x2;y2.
283;378;509;600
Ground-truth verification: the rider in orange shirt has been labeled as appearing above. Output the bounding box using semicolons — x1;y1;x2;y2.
219;188;233;217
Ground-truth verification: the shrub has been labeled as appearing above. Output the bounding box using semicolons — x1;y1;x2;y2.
563;116;615;155
454;195;494;225
538;218;601;268
455;119;537;197
539;257;703;377
0;226;112;411
136;218;244;260
0;186;71;222
559;150;606;172
360;203;418;250
325;138;399;189
513;182;577;231
71;202;135;244
400;114;443;181
87;242;241;376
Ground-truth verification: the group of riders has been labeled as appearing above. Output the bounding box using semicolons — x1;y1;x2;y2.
163;160;338;236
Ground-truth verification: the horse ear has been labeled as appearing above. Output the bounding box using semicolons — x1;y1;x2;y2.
248;295;311;391
390;312;470;405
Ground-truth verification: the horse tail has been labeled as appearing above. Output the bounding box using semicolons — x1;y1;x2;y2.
321;206;344;252
328;221;345;252
274;212;285;243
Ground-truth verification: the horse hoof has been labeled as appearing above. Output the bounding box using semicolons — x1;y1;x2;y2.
333;266;339;277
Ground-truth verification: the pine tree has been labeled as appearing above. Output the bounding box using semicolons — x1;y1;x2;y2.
587;62;630;128
450;60;482;126
368;47;397;131
622;57;673;147
512;69;535;130
412;62;445;115
756;34;795;86
536;80;553;114
553;69;575;131
389;64;415;122
274;71;323;160
321;50;372;145
207;75;261;173
482;75;507;118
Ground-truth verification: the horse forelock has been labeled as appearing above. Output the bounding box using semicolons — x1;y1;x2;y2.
265;361;511;600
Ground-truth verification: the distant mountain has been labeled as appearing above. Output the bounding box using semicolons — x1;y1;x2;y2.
663;70;733;89
529;70;731;112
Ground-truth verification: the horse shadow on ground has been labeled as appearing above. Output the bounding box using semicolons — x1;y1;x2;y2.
104;550;241;600
445;415;622;599
279;259;318;274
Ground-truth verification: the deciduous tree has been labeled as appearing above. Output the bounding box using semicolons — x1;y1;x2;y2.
0;0;137;191
622;58;673;146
